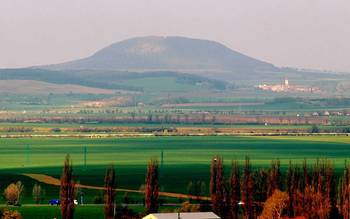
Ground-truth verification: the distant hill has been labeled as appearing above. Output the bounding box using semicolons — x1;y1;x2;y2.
1;36;342;97
43;36;277;80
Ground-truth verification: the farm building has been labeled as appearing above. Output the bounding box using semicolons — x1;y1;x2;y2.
142;212;220;219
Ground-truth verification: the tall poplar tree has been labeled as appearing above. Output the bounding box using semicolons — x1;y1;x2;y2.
145;159;159;214
242;156;254;219
104;166;116;219
60;154;75;219
210;156;225;217
230;160;240;219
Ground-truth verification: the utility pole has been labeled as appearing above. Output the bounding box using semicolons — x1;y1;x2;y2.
159;150;164;188
161;150;164;169
26;145;30;166
83;146;87;171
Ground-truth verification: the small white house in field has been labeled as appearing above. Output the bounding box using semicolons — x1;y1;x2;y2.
142;212;220;219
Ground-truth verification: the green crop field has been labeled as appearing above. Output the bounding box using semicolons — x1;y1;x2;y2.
4;205;173;219
6;205;104;219
0;135;350;207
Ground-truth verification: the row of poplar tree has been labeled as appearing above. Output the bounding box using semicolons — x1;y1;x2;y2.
60;155;159;219
210;156;350;219
59;154;350;219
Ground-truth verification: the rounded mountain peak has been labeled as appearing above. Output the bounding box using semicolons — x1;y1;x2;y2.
47;36;275;73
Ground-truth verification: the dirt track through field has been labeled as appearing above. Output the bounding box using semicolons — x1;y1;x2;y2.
23;173;210;201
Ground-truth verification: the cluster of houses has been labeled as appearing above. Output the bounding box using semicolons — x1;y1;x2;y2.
311;111;350;117
257;79;320;93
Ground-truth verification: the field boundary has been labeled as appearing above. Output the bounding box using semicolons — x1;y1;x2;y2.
23;173;210;201
1;132;349;138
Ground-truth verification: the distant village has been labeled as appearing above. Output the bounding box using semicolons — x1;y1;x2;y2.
257;78;320;93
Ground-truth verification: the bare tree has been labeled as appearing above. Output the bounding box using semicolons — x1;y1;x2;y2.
32;183;45;204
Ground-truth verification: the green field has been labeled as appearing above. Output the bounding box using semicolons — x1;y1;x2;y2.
6;205;104;219
4;204;174;219
1;136;350;203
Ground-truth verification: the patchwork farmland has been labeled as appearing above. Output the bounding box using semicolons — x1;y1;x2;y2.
1;136;350;196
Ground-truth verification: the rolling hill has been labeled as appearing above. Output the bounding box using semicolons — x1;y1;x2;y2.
0;36;344;98
43;36;277;79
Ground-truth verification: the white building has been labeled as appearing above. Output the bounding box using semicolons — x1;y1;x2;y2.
143;212;220;219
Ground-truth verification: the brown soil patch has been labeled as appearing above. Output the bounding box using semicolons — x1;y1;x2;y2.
80;96;133;107
23;173;210;201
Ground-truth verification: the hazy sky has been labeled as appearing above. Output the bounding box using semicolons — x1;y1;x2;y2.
1;0;350;72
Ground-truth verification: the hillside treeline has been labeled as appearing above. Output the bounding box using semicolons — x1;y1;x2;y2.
0;69;228;91
0;114;329;125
